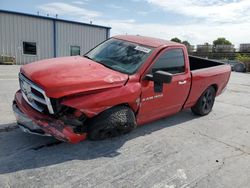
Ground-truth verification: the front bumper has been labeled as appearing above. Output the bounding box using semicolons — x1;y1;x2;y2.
13;90;86;143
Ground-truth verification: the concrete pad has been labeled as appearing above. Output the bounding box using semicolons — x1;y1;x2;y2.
0;66;249;188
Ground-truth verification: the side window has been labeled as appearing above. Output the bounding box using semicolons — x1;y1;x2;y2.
70;46;80;56
151;49;185;74
23;42;37;55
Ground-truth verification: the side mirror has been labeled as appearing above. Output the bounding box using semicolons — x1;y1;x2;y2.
145;71;173;84
144;71;173;93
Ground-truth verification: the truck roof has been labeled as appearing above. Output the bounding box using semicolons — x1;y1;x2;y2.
113;35;182;48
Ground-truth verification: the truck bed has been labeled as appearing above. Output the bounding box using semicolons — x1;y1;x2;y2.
189;55;223;71
183;56;231;109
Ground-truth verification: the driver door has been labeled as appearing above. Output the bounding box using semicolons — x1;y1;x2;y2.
137;47;191;125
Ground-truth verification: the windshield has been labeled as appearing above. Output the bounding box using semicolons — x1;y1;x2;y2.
85;38;154;74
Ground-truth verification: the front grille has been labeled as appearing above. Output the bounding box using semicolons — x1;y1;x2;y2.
19;73;54;114
31;87;45;99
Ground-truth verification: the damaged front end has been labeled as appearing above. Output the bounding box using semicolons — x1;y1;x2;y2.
13;91;87;143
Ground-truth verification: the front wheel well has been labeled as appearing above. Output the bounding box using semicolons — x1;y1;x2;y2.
114;103;137;115
86;104;137;140
93;103;136;118
114;103;138;114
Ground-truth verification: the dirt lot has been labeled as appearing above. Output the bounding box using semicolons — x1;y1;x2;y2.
0;65;249;188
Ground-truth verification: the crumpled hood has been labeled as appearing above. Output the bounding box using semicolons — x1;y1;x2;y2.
21;56;128;98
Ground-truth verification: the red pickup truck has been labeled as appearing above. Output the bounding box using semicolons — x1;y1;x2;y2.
13;35;231;143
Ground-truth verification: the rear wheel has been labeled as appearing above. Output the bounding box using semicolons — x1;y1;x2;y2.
87;106;136;140
191;86;216;116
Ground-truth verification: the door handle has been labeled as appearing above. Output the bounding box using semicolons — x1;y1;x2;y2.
178;80;187;85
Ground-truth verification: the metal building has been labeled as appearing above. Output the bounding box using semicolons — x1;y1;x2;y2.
214;45;235;53
240;44;250;52
196;44;213;53
0;10;111;65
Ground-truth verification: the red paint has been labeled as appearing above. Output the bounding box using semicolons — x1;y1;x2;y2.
14;35;231;143
184;65;231;109
14;91;86;143
21;56;128;98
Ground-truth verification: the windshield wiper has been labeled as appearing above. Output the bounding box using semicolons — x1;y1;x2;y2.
84;55;120;72
95;60;114;70
83;55;92;60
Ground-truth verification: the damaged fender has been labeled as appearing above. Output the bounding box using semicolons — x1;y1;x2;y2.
61;82;142;118
14;91;86;143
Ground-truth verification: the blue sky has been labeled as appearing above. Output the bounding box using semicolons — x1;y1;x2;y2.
1;0;250;46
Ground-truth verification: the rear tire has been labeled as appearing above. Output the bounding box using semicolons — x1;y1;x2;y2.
191;86;216;116
87;106;136;140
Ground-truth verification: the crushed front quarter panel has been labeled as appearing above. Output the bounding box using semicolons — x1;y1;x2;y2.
61;81;142;118
14;90;86;143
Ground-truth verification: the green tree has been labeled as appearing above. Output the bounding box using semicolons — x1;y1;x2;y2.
213;38;232;46
182;41;191;47
171;37;182;43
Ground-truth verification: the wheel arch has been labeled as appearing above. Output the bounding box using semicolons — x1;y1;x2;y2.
191;84;216;116
195;84;218;104
210;84;218;94
86;103;137;140
107;103;138;115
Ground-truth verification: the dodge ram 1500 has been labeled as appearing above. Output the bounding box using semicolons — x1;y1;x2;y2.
13;35;231;143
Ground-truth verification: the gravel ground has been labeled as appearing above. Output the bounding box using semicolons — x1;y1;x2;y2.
0;65;249;188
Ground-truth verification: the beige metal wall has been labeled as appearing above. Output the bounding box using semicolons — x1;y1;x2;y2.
56;21;107;57
0;12;54;65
